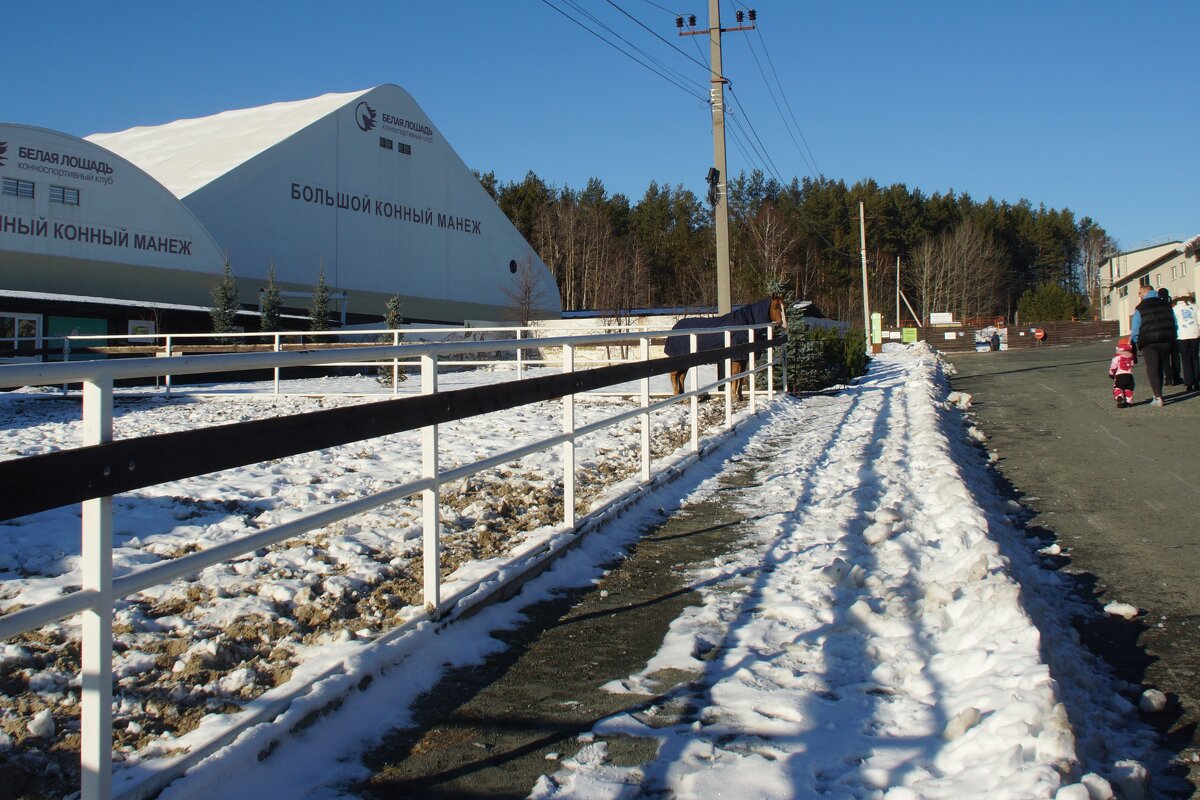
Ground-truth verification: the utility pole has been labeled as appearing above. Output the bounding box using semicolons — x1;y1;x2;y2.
859;200;870;348
679;6;755;315
896;255;901;328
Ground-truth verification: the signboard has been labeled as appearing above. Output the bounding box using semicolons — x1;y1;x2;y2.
929;312;954;325
128;319;156;343
870;312;882;344
902;327;918;344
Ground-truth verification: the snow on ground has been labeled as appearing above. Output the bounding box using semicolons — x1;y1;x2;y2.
531;347;1158;799
0;349;1159;799
0;363;731;793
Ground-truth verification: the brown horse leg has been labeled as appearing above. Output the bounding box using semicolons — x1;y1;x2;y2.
670;370;685;395
732;359;746;401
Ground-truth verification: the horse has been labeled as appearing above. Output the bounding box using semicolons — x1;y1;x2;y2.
664;297;786;401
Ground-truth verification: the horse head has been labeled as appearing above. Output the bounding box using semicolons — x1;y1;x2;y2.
770;296;787;330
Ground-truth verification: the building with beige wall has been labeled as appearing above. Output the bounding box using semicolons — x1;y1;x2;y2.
1100;236;1200;335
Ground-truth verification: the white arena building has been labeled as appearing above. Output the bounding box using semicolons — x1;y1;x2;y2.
1;85;561;358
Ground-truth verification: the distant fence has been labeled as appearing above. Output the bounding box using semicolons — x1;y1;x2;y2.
918;320;1119;352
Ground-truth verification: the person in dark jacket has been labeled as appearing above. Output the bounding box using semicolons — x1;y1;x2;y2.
1158;288;1183;385
1131;285;1178;406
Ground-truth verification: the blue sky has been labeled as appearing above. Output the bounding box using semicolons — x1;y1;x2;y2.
7;0;1196;249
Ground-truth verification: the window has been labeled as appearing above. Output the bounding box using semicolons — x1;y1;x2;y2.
1;177;34;199
1118;286;1128;298
1172;265;1178;280
1138;275;1151;288
1103;295;1111;306
1183;262;1189;277
379;137;393;150
49;185;80;205
0;313;40;360
397;142;411;155
1155;273;1161;287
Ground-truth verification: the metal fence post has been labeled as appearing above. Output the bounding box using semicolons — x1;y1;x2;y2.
516;328;524;380
273;334;281;396
62;338;71;396
689;333;699;452
724;330;733;428
562;343;575;528
780;326;788;394
421;353;440;612
767;326;775;401
640;335;651;482
80;376;113;800
392;331;400;396
164;335;173;397
749;328;757;413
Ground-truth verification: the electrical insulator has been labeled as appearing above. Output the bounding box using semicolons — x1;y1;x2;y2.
688;14;696;26
748;9;756;21
675;16;683;28
736;10;743;23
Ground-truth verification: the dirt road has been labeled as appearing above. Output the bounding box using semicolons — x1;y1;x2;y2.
356;458;766;798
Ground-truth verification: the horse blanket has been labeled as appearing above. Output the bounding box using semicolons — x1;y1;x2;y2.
663;299;774;357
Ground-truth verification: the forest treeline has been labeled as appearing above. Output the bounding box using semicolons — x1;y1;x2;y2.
477;169;1115;324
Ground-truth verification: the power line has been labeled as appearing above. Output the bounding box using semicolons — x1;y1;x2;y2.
725;123;757;174
728;0;821;177
735;21;818;179
632;0;682;14
726;112;773;181
753;26;821;177
537;0;708;103
604;0;712;75
728;86;785;184
558;0;707;95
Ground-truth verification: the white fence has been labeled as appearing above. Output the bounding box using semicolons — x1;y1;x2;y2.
0;323;781;800
18;323;694;392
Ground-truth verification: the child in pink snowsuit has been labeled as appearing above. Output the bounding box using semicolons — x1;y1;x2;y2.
1109;339;1135;408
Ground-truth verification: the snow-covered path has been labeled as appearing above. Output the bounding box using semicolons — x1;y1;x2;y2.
532;349;1151;799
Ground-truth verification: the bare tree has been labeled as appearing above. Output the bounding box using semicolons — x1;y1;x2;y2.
745;202;801;294
504;256;549;326
907;220;1004;323
1078;221;1115;318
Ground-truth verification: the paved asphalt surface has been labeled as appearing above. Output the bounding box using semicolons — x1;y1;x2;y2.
947;341;1200;795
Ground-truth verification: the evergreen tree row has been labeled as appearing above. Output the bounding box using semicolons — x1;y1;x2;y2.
479;169;1115;324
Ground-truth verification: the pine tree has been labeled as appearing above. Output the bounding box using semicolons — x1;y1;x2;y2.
376;295;407;385
383;294;404;333
1017;283;1088;323
309;265;330;332
260;263;282;332
209;259;240;335
785;321;827;392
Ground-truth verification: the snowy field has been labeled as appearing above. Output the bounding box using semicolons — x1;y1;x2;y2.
0;347;1162;799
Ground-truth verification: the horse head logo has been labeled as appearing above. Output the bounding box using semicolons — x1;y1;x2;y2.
354;103;377;133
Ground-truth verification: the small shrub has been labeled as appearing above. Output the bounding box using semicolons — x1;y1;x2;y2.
783;321;868;392
375;295;407;386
